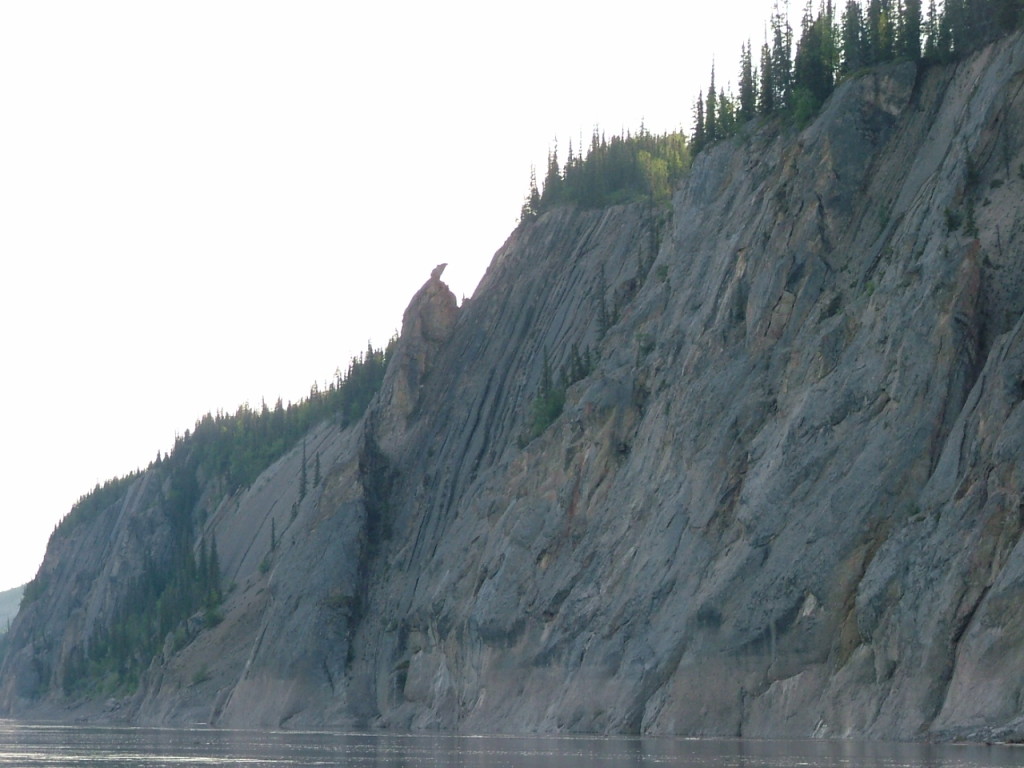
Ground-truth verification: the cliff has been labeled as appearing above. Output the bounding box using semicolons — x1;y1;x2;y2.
0;587;23;636
3;32;1024;741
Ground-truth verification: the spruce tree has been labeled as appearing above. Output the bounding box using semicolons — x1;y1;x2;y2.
995;0;1022;33
923;0;940;58
739;41;758;122
841;0;866;72
759;41;775;113
521;166;541;221
901;0;923;58
801;0;815;35
794;4;836;112
866;0;894;64
693;90;706;151
718;87;736;136
541;144;563;209
771;2;794;110
705;65;718;142
937;0;958;57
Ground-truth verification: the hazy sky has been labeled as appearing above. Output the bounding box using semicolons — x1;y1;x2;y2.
0;1;773;592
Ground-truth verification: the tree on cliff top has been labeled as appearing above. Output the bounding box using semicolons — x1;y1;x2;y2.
691;0;1023;151
532;128;691;213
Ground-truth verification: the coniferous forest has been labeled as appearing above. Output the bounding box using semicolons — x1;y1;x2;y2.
692;0;1024;149
521;128;691;218
25;340;395;697
523;0;1023;216
518;0;1024;460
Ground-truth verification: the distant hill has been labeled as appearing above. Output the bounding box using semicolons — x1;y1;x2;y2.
0;586;23;635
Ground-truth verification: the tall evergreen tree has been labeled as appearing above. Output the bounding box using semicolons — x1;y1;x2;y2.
718;87;736;136
866;0;894;63
739;41;758;121
794;3;836;109
954;0;1002;49
995;0;1022;33
705;65;718;141
542;144;563;207
923;0;940;58
841;0;866;72
759;40;776;113
934;0;956;56
693;90;706;150
901;0;923;58
770;2;794;109
521;166;541;221
801;0;815;35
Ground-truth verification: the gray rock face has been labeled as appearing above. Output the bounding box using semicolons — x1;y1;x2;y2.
0;587;23;635
4;33;1024;740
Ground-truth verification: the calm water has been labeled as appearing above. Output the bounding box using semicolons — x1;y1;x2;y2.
1;721;1023;767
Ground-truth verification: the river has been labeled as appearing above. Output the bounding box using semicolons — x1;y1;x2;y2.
1;721;1022;767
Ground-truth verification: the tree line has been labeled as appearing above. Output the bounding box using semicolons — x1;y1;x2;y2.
42;337;394;544
26;338;396;697
164;337;394;496
693;0;1024;150
524;0;1022;213
514;0;1023;462
521;126;691;218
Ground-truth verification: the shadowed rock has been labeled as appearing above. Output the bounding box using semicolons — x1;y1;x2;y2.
4;32;1024;741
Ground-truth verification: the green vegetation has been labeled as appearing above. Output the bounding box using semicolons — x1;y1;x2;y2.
525;345;594;442
522;1;1022;217
49;474;140;539
47;339;395;697
19;574;49;610
527;350;567;440
692;0;1024;151
944;206;964;232
166;339;394;497
522;127;691;218
521;0;1022;216
61;534;223;697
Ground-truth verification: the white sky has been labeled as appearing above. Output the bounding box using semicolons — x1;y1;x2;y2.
0;0;773;592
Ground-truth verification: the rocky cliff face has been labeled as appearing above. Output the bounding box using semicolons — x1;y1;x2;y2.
4;33;1024;741
0;587;24;637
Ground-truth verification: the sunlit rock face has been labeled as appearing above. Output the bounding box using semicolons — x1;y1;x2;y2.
4;31;1024;742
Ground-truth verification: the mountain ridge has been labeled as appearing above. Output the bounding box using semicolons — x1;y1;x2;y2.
3;32;1024;740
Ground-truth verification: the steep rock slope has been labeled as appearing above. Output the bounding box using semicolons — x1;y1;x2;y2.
0;587;24;636
3;33;1024;740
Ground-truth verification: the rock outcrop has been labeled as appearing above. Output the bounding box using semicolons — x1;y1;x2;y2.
3;32;1024;741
